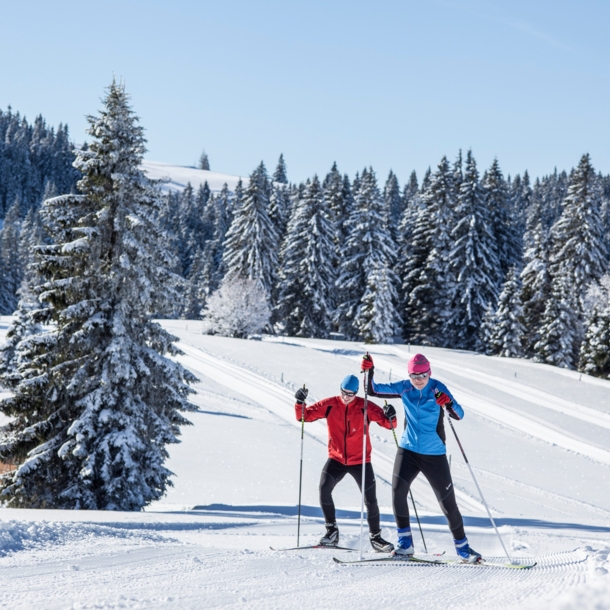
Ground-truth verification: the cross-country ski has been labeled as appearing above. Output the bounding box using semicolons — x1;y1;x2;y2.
332;555;537;569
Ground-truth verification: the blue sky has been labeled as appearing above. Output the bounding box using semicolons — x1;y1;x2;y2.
2;0;609;185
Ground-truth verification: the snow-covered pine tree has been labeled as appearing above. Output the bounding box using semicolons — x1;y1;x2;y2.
182;246;215;319
401;156;456;345
478;303;497;355
222;162;279;301
352;171;361;199
384;170;403;236
198;150;210;170
534;275;579;368
508;171;532;240
538;155;607;365
519;219;552;356
579;275;610;378
487;265;526;357
272;154;288;184
323;162;345;237
420;167;432;193
0;198;24;314
550;154;607;308
269;182;290;238
182;185;234;320
482;159;520;281
356;259;400;344
399;187;432;341
452;150;463;196
209;183;233;277
445;150;500;350
402;170;419;212
341;173;355;224
335;169;399;342
276;175;336;337
0;80;197;510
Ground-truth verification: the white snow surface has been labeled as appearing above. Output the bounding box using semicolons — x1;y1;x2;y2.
142;160;244;193
1;318;610;608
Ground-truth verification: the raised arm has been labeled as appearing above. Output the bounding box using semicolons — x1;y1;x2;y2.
361;354;404;398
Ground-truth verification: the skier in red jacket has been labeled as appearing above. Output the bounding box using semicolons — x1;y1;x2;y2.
294;374;396;552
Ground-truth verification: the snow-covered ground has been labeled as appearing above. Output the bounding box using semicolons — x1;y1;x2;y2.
1;319;610;609
142;160;244;193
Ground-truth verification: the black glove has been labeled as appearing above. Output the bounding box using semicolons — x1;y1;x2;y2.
295;387;308;404
383;404;397;422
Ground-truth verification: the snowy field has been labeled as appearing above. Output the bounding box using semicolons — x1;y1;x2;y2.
1;318;610;609
142;160;244;193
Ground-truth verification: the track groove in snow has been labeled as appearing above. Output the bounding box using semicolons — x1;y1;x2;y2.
2;324;609;609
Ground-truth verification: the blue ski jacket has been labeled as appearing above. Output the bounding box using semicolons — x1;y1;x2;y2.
367;372;464;455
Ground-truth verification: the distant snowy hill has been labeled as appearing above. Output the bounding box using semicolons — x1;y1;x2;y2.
142;160;245;193
1;321;609;608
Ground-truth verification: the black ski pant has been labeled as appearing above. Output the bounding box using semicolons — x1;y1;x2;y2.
392;448;465;541
319;458;381;534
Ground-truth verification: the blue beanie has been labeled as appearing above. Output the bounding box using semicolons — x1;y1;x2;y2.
340;374;359;393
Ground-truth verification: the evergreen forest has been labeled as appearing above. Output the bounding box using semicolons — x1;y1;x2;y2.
2;103;610;381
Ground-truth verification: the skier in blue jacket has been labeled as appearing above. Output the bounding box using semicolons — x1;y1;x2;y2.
362;352;482;562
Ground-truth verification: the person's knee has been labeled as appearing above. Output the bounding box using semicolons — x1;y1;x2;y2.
392;474;410;495
319;474;337;502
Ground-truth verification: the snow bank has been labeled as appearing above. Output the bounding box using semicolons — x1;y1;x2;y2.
0;520;173;555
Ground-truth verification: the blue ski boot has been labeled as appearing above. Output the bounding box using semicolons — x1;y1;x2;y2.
392;527;414;557
454;537;482;563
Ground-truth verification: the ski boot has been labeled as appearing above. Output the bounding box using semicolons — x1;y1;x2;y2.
391;527;414;557
319;523;339;546
369;531;394;553
454;537;482;563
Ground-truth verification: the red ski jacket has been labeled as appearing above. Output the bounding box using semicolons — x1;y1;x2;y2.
294;396;395;465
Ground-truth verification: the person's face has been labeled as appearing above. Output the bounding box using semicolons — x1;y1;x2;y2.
340;389;357;405
410;371;430;390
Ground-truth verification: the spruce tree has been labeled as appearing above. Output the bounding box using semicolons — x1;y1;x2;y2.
323;163;345;239
445;150;500;350
276;176;336;337
222;162;279;300
482;159;520;280
198;150;210;170
0;81;196;510
269;182;290;238
272;154;288;184
384;170;403;237
336;169;399;342
0;198;24;314
534;275;579;368
402;171;419;212
401;156;456;345
487;266;525;358
579;277;610;378
550;154;607;305
519;219;552;356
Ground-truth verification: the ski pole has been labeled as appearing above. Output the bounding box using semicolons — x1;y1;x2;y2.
359;369;369;560
386;401;427;554
297;384;306;548
437;391;511;562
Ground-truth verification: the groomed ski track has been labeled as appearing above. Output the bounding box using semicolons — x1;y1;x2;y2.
165;333;610;609
1;321;609;609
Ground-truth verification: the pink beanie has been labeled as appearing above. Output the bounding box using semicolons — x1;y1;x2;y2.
408;353;431;374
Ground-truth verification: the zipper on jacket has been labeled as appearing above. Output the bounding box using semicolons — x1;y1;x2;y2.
344;405;349;465
416;389;422;452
